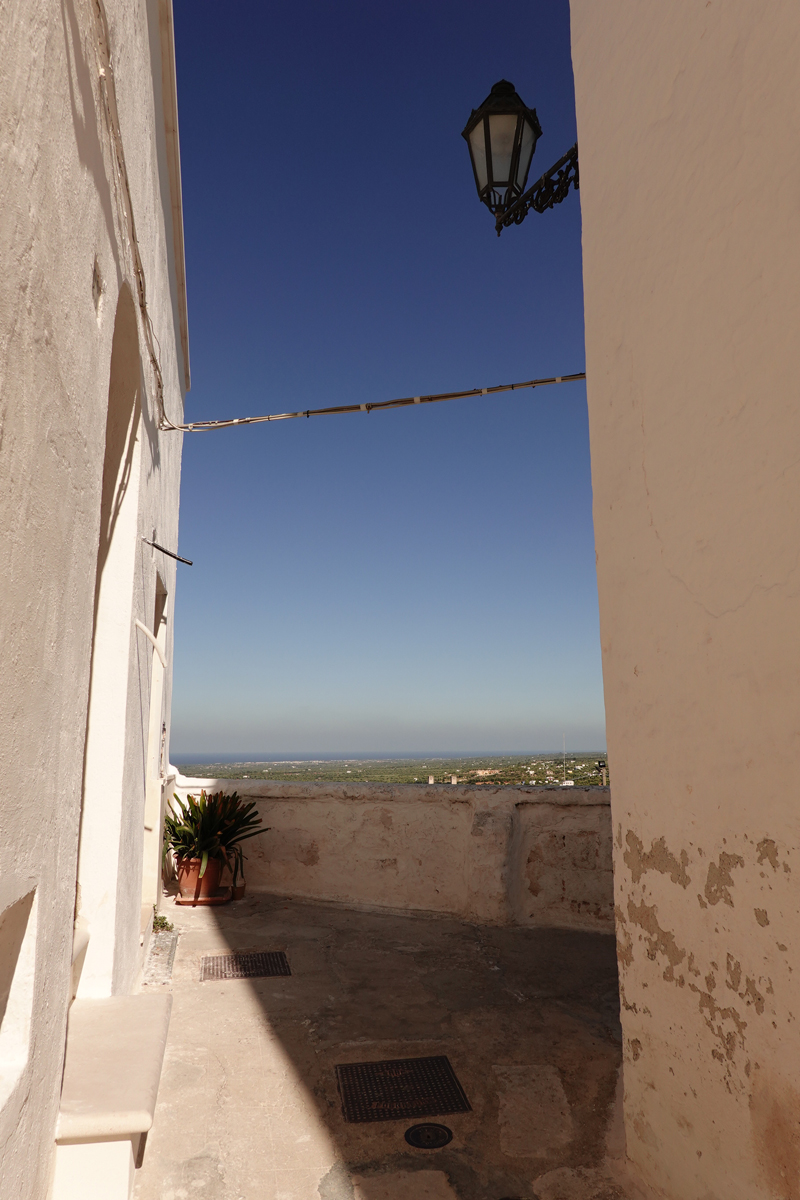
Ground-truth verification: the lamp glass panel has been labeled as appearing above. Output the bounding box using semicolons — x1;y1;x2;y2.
515;120;536;191
468;124;488;190
487;113;518;184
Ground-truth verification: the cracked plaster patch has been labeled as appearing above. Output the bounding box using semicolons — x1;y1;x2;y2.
623;831;691;887
757;838;780;870
704;851;745;907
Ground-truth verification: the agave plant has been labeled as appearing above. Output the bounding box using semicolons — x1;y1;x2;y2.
216;792;269;886
165;791;269;879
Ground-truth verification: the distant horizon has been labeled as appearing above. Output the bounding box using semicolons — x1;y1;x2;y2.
171;749;608;764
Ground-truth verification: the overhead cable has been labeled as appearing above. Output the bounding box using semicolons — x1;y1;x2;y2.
90;5;586;439
91;5;586;439
174;371;587;433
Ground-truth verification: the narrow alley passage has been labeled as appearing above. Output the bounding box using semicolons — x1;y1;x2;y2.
136;895;624;1200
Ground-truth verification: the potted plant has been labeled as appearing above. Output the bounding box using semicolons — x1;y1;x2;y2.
164;790;230;905
164;790;268;905
217;793;269;899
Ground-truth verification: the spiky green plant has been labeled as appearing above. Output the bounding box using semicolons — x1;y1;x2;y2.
164;791;269;879
217;792;270;885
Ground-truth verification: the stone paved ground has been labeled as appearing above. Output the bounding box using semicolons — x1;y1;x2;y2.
135;894;629;1200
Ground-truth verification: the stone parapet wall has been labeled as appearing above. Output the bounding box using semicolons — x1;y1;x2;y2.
171;778;613;931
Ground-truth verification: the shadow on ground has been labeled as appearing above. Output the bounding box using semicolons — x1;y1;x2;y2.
136;894;623;1200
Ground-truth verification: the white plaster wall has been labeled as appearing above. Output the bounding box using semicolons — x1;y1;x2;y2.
172;779;614;930
0;0;185;1192
570;3;800;1197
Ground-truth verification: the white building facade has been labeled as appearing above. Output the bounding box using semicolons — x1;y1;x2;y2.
0;1;188;1194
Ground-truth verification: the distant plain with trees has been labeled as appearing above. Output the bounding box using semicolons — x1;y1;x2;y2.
175;754;609;787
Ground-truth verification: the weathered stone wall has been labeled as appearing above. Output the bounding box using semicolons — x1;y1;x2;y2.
172;779;613;931
570;2;800;1197
511;799;614;929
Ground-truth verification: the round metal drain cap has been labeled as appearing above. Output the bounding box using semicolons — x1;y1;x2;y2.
404;1123;453;1149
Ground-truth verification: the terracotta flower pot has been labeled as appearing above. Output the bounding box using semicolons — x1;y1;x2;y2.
231;883;246;901
176;855;223;902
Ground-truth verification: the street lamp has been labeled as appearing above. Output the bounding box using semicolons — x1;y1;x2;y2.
462;80;579;236
461;80;542;220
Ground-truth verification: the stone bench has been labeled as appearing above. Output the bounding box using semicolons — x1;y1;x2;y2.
51;994;172;1200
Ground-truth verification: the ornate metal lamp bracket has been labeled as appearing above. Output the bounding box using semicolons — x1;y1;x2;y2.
495;142;579;235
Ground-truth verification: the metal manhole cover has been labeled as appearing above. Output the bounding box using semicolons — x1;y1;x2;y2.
200;951;291;981
335;1056;471;1123
404;1123;453;1149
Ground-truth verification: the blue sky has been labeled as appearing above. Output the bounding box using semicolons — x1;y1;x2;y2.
168;0;606;757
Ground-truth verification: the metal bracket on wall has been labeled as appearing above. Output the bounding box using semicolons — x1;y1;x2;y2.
495;142;579;234
141;536;193;566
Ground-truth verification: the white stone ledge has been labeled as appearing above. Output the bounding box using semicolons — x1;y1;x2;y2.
56;995;172;1142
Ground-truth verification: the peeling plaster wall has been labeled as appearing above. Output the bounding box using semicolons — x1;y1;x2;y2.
0;1;185;1193
173;779;614;930
570;3;800;1198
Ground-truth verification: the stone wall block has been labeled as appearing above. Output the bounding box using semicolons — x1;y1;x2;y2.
172;780;613;930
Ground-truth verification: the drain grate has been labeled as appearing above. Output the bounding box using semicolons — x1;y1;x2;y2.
335;1056;471;1123
200;951;291;981
405;1123;453;1149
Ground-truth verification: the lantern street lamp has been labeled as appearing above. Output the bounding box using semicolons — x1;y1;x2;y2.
462;80;579;236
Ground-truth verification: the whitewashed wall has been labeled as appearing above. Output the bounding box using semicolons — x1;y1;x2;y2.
570;2;800;1197
172;779;614;931
0;1;186;1194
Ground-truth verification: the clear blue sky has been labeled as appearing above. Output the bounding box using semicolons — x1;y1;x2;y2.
168;0;606;757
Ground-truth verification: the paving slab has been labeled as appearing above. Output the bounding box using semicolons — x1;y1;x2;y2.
135;894;627;1200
